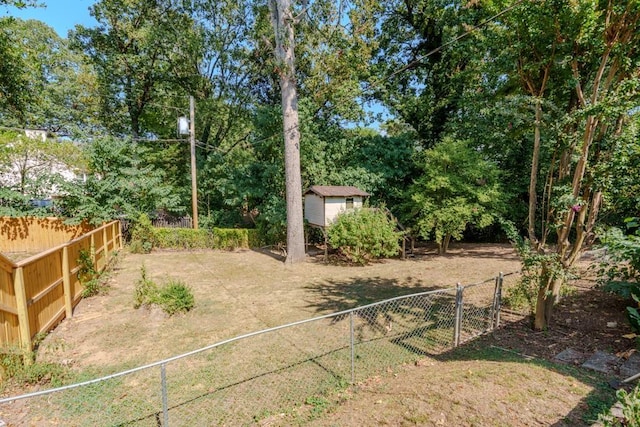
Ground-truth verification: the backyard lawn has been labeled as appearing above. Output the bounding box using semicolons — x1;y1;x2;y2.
37;243;523;371
0;243;626;426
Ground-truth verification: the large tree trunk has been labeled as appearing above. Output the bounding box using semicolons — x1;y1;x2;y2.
534;268;563;330
269;0;306;265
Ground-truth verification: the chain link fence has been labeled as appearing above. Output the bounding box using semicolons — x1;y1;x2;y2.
0;272;514;426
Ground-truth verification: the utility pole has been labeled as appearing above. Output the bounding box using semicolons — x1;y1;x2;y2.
189;95;199;229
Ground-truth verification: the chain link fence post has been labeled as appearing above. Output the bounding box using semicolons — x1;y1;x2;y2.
495;272;504;328
453;283;463;347
161;363;169;426
490;275;499;330
350;311;355;385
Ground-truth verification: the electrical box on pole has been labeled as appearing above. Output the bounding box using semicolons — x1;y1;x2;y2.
178;117;189;136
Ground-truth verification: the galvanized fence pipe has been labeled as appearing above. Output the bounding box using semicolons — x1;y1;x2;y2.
496;272;504;327
454;283;463;347
350;311;355;385
161;363;169;426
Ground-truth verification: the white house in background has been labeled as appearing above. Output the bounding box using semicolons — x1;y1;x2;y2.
0;130;83;202
24;129;48;142
304;185;370;228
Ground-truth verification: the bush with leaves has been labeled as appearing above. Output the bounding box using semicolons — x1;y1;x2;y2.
598;385;640;426
598;218;640;287
153;227;263;250
156;280;195;316
598;218;640;331
134;264;157;309
500;219;575;314
327;207;401;265
130;213;155;254
134;265;194;315
77;249;101;297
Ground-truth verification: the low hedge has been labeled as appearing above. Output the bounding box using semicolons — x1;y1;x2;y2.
153;227;262;250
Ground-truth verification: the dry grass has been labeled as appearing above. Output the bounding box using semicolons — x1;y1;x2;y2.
38;244;521;372
0;244;615;426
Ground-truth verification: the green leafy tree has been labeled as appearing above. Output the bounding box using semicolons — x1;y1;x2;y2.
467;0;640;330
362;0;489;148
59;136;181;224
0;18;102;135
0;1;37;118
0;130;85;205
328;207;401;265
407;137;503;254
0;18;29;119
71;0;198;137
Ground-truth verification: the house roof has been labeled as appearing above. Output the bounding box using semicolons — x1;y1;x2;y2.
305;185;370;197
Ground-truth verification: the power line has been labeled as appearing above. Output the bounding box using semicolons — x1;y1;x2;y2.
382;0;525;83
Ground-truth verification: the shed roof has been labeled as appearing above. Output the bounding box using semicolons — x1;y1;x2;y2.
305;185;370;197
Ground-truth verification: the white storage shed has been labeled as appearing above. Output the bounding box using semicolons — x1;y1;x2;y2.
304;185;370;228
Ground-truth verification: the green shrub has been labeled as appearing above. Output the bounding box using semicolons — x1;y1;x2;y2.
134;264;158;309
598;220;640;287
130;213;155;253
156;280;195;315
153;227;263;250
598;219;640;332
598;385;640;426
133;265;195;315
153;228;212;249
0;350;66;387
76;248;115;297
77;248;100;297
502;281;535;313
327;207;402;265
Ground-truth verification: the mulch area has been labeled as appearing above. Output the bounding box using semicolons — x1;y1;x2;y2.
490;275;635;372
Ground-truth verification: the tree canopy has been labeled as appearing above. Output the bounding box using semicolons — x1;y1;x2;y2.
0;0;639;325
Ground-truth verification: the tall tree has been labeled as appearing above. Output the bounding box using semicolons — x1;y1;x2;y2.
501;0;640;329
0;17;29;120
72;0;197;137
406;137;504;254
1;18;102;135
366;0;485;147
268;0;305;264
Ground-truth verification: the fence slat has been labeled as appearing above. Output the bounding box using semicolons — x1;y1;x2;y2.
102;226;109;265
13;267;31;351
63;246;72;318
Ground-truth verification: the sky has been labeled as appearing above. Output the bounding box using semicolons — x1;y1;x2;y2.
1;0;97;37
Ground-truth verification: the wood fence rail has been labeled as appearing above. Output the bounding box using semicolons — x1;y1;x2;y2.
0;221;122;351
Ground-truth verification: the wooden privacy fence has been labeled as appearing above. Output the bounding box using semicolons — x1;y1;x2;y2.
0;221;122;351
0;216;93;253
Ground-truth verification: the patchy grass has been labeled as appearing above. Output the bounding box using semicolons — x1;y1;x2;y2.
305;344;615;427
0;244;622;426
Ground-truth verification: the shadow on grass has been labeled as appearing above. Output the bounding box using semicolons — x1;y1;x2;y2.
408;243;521;261
51;277;623;426
432;323;619;426
303;275;443;314
303;275;622;426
